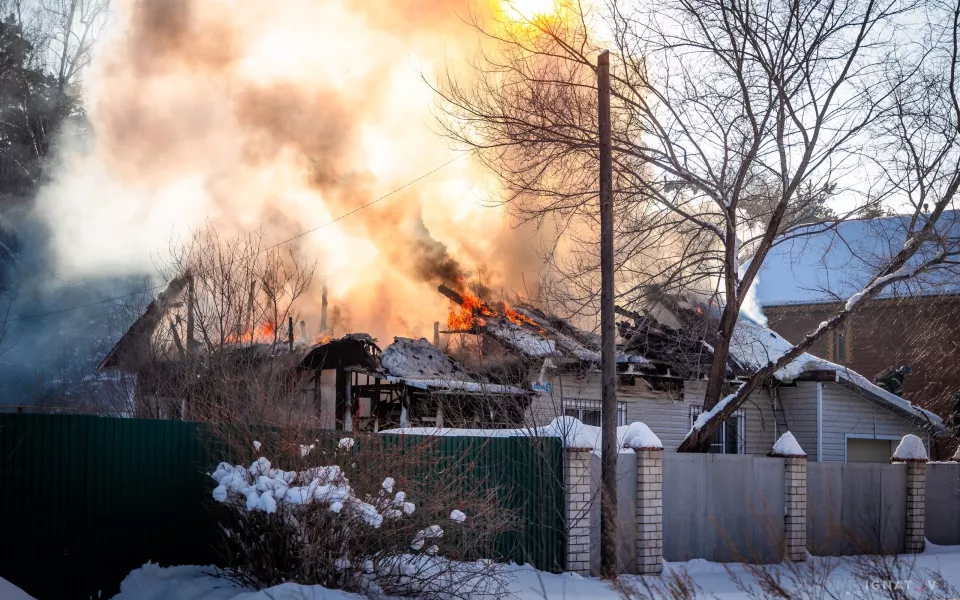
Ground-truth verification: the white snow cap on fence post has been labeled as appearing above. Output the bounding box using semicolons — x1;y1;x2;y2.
771;432;806;457
621;422;663;449
892;434;929;462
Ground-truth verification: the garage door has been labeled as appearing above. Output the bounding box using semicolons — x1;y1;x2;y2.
846;438;896;463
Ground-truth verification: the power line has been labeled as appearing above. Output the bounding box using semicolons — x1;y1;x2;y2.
4;156;464;324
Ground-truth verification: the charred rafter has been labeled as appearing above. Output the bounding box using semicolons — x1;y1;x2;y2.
438;284;465;305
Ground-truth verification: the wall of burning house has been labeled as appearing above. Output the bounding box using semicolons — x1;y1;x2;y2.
525;372;777;453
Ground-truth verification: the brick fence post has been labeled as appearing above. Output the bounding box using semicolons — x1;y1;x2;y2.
632;447;663;574
784;457;807;562
771;432;807;562
904;461;927;554
891;434;928;554
564;448;593;574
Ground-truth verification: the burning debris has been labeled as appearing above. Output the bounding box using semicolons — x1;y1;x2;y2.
438;284;651;367
616;295;761;379
298;334;531;431
440;281;541;332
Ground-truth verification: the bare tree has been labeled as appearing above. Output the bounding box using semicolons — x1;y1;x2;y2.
435;0;960;451
121;225;317;424
37;0;110;110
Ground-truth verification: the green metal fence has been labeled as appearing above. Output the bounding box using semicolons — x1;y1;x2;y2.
0;414;564;599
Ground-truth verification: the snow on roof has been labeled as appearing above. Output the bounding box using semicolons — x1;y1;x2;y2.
754;213;960;307
730;315;945;431
382;416;661;452
483;307;651;366
381;337;469;379
729;316;835;381
772;432;806;457
379;337;528;396
486;321;557;358
893;434;929;461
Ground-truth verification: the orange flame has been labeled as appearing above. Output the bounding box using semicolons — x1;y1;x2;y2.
446;279;544;333
225;321;277;345
502;301;541;329
448;285;497;331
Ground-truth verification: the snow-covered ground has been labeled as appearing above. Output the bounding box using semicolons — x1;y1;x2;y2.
4;542;959;600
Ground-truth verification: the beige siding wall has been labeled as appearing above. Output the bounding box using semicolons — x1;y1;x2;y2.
777;380;928;462
820;382;928;462
777;382;819;460
526;373;776;454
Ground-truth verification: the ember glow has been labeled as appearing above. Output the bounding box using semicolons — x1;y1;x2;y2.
35;0;546;342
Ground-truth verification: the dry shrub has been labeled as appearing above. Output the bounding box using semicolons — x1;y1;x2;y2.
615;566;704;600
209;432;512;599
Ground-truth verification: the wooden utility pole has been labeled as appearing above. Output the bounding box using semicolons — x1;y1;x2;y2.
320;276;329;333
597;49;618;579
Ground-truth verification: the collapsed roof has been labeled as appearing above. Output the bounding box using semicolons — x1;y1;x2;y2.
440;282;944;432
616;297;757;379
98;274;192;371
299;334;529;397
372;337;529;396
299;333;380;372
438;285;650;368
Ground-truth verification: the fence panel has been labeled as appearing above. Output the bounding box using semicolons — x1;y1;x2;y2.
0;414;564;600
925;463;960;546
662;453;784;563
807;462;906;555
0;414;215;600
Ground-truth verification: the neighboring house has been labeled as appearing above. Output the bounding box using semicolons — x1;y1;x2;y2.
441;288;948;461
753;215;960;426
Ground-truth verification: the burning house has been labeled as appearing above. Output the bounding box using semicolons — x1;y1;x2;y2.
98;276;530;430
439;286;948;460
307;336;531;431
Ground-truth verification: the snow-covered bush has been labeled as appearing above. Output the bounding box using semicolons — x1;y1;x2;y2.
209;437;509;599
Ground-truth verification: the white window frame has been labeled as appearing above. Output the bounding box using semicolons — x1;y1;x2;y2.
563;400;627;426
689;406;745;454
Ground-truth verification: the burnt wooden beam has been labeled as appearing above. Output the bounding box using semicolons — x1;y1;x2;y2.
438;284;464;305
168;318;186;359
615;305;645;322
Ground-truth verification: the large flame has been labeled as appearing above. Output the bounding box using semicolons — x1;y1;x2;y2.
447;278;543;332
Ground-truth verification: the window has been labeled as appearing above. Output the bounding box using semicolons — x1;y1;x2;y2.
831;325;852;364
689;406;745;454
563;400;627;427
